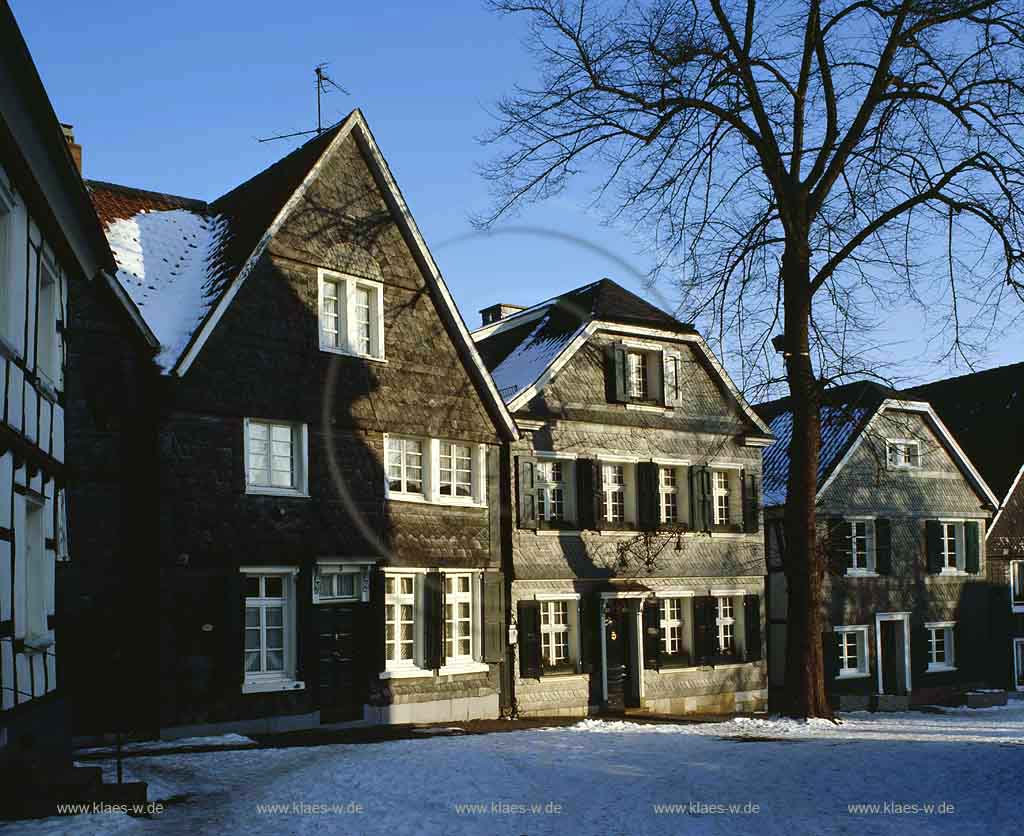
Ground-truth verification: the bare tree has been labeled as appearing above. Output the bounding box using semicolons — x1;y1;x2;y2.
480;0;1024;716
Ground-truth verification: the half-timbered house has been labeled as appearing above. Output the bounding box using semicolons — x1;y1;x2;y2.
474;280;773;718
907;363;1024;692
70;109;517;738
0;0;119;784
758;383;999;710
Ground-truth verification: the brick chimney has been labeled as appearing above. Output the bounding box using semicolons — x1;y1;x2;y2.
60;123;82;175
479;303;526;327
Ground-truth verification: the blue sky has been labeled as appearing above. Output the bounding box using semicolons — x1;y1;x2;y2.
13;1;1023;389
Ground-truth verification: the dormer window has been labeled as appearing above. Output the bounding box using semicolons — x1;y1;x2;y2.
318;269;384;360
610;343;684;407
887;439;920;469
627;352;649;399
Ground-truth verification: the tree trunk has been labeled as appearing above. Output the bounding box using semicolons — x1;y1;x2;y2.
780;237;832;718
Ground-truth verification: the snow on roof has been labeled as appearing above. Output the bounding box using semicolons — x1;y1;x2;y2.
104;207;226;371
486;312;586;402
760;405;869;506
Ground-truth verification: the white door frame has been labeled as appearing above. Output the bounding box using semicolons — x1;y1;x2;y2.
874;612;912;695
599;592;648;704
1013;638;1024;692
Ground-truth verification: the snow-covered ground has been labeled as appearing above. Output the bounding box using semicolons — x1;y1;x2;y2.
8;705;1023;835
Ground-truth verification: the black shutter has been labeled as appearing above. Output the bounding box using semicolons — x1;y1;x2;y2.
693;596;715;664
742;472;761;533
577;592;594;674
690;467;709;533
592;460;605;530
637;462;660;531
226;570;245;691
827;517;849;575
822;629;838;684
911;621;928;682
744;595;762;661
423;571;444;670
369;569;387;676
642;600;662;671
607;345;627;402
517;457;538;530
482;572;505;664
925;520;943;574
965;521;981;574
576;459;595;530
295;565;312;683
875;519;892;575
517;601;542;678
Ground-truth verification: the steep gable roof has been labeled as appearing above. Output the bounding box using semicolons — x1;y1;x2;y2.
755;381;998;509
904;361;1024;502
88;110;517;439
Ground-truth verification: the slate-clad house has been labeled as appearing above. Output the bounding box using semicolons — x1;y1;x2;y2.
758;383;999;709
70;109;517;737
473;280;774;717
906;362;1024;692
0;2;120;778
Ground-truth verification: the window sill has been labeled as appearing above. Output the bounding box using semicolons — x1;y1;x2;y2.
243;678;306;694
318;345;387;364
380;667;433;680
387;493;486;510
625;402;670;413
534;528;581;537
22;632;55;654
246;486;310;499
528;670;587;682
845;570;880;578
926;665;957;674
836;671;871;680
936;569;969;578
596;529;640;537
1012;604;1024;614
438;661;490;676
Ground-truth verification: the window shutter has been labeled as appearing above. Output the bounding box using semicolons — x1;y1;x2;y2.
517;601;542;678
482;572;505;664
822;629;838;683
517;457;538;530
826;517;849;575
689;467;707;532
925;520;943;574
662;348;682;407
576;592;594;674
742;471;761;533
576;459;596;530
964;521;981;574
606;345;628;402
637;462;659;531
226;570;245;690
423;571;444;670
874;519;892;575
369;569;387;675
592;460;605;530
692;596;715;664
744;595;762;661
911;622;928;681
642;600;662;671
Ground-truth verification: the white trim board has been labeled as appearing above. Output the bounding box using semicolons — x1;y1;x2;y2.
989;462;1024;539
169;110;517;441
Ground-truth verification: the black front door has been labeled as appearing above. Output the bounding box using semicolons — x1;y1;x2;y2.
316;604;366;723
880;620;907;696
604;601;638;711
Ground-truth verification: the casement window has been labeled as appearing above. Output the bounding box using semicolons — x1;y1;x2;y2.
829;517;890;576
834;625;869;678
660;597;686;657
940;523;958;570
245;419;308;496
926;520;980;575
603;463;627;523
540;600;571;667
314;563;369;603
36;259;60;388
715;596;735;655
1011;561;1024;613
445;573;474;662
659;466;686;525
386;437;425;497
925;622;956;672
609;343;684;407
243;570;301;692
518;457;576;528
439;442;473;499
536;460;567;522
317;269;384;359
1014;639;1024;691
712;470;732;526
691;466;760;534
384;574;417;669
887;439;920;469
517;597;580;677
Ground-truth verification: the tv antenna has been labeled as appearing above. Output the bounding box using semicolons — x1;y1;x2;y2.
257;64;349;143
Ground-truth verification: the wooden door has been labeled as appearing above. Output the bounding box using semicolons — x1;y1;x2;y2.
316;603;366;723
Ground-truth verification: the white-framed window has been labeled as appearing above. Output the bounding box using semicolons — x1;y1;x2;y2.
835;625;870;678
844;519;876;573
939;521;962;572
243;569;302;692
925;622;956;672
659;466;685;525
314;563;369;603
1014;638;1024;691
660;597;688;658
245;419;308;496
1010;561;1024;613
385;573;417;669
627;352;649;400
440;442;473;499
445;573;474;663
386;437;424;497
712;470;731;526
23;497;49;644
715;596;735;655
887;439;920;469
540;599;570;667
317;269;384;360
601;462;636;525
537;460;568;522
36;258;60;388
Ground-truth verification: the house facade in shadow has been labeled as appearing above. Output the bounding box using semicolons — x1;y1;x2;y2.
474;280;773;717
758;383;1000;710
68;110;517;738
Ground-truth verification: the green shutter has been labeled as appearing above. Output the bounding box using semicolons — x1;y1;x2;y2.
874;519;892;575
965;521;981;574
517;601;542;679
925;520;943;574
743;472;761;533
423;572;444;670
744;595;762;662
517;457;538;530
693;596;715;663
827;517;849;575
481;572;505;664
637;462;659;531
610;345;627;402
576;459;595;530
690;467;710;533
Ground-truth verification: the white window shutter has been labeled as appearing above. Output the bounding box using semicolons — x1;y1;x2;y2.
474;445;488;505
427;438;441;502
374;283;385;358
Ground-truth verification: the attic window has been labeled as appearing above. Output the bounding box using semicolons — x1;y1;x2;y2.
886;439;920;469
610;343;684;407
318;269;384;360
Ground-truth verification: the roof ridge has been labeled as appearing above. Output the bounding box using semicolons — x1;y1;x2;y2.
86;179;208;211
906;359;1024;390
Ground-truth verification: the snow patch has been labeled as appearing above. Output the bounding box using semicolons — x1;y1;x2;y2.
488;314;584;401
76;733;257;756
